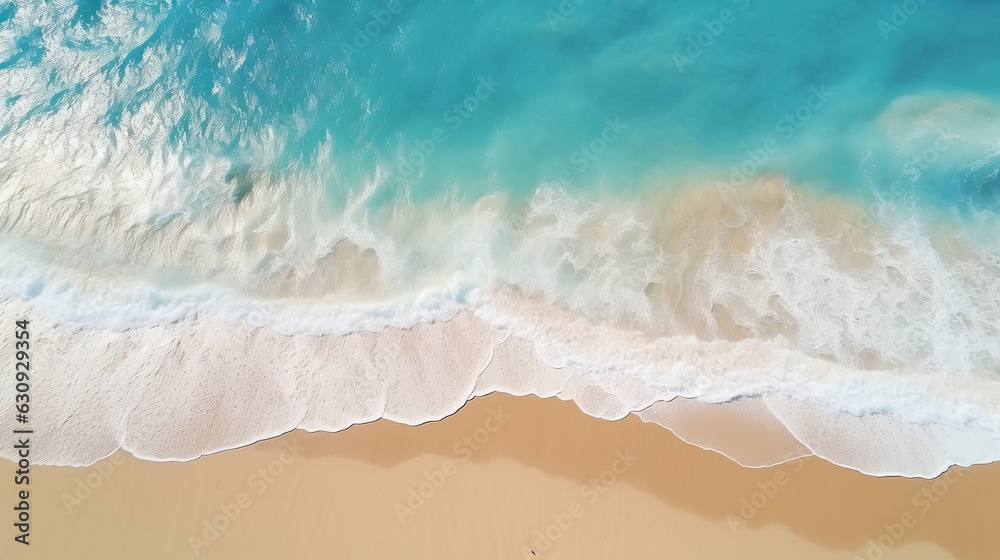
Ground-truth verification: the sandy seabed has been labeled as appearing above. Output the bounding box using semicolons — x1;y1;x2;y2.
2;393;996;560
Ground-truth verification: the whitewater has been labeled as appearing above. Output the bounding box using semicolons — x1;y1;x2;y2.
1;0;999;478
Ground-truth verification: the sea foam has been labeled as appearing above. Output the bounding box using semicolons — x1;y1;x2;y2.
2;288;999;478
2;118;1000;477
2;120;999;476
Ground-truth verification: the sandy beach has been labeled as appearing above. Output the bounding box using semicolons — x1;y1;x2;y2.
2;393;995;559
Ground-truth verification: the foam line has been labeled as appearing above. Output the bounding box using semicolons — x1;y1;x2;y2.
2;296;999;479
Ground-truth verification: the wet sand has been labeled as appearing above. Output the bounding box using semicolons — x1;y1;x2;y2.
2;393;996;559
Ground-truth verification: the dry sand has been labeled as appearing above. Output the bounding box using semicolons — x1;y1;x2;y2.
2;393;997;559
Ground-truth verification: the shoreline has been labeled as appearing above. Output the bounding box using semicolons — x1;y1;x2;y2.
3;393;997;559
2;292;999;478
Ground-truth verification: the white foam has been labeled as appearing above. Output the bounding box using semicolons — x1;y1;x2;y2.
2;151;1000;476
2;291;999;479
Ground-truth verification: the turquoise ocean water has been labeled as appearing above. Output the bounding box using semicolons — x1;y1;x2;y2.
5;0;1000;205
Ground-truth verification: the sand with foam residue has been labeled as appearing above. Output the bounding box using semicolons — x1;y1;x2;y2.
2;393;995;559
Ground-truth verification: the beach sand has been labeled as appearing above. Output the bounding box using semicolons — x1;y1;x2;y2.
2;392;996;559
